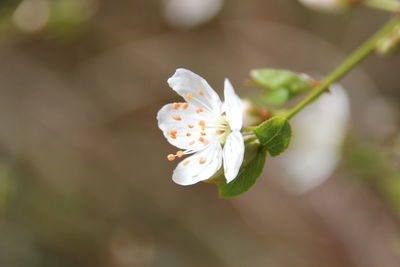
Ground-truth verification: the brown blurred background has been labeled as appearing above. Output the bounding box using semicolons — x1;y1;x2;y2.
0;0;399;266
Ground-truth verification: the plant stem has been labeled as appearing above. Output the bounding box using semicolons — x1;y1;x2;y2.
284;16;400;120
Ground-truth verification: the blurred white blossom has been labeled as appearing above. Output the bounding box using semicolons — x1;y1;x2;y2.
299;0;348;13
278;84;350;193
163;0;224;29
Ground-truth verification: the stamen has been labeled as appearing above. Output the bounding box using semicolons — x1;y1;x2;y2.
182;103;189;109
183;160;190;166
201;132;206;136
199;157;206;164
172;115;182;121
198;137;209;145
197;89;204;96
196;107;203;113
167;154;175;161
169;130;177;135
186;133;191;137
177;151;183;158
172;103;180;109
189;140;195;145
186;93;193;100
198;120;205;127
188;124;194;128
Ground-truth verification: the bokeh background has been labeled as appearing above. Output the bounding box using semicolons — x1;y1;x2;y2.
0;0;399;266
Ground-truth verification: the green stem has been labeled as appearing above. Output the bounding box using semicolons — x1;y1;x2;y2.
284;16;400;120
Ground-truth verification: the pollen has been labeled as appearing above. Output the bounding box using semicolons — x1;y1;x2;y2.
172;103;180;109
197;89;204;96
172;115;182;121
198;120;205;127
167;154;175;161
201;132;206;136
199;157;206;164
189;140;195;145
183;160;190;166
169;129;177;139
177;151;183;158
182;103;189;109
198;137;209;145
186;133;191;137
196;107;203;113
186;93;193;100
188;124;194;128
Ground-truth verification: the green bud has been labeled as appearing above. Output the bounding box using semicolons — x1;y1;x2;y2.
250;69;313;105
376;25;400;56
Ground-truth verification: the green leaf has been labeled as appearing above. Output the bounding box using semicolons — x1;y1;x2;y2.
217;144;267;198
250;69;313;105
262;87;290;105
255;116;291;156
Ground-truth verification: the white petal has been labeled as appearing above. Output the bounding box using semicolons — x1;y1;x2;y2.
167;68;222;114
157;103;220;151
223;131;244;183
172;141;223;185
223;78;243;131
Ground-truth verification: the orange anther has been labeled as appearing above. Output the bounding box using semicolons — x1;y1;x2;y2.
199;157;206;164
189;140;195;145
186;93;193;100
170;135;177;139
188;124;194;128
201;132;206;136
167;154;175;161
182;103;189;109
197;89;204;96
196;107;203;113
169;130;177;135
172;103;180;109
172;115;182;121
186;133;191;137
198;120;205;126
177;151;183;158
183;160;190;166
198;137;209;145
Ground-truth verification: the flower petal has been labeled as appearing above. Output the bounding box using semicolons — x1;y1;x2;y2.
167;68;222;114
223;78;243;131
172;141;223;185
157;103;221;151
223;131;244;183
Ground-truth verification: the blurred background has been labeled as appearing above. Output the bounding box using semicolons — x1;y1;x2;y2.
0;0;399;266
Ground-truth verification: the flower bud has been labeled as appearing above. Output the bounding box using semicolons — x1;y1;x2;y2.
376;25;400;56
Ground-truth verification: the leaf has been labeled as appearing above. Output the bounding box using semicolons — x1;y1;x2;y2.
255;116;291;156
217;144;267;198
250;69;312;105
262;87;290;105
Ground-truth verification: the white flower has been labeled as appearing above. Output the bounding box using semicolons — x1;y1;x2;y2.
162;0;224;29
299;0;348;13
278;84;350;193
157;68;245;186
